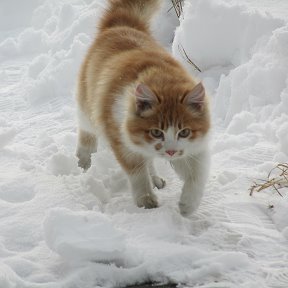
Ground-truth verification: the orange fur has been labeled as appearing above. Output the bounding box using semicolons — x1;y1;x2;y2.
77;0;211;212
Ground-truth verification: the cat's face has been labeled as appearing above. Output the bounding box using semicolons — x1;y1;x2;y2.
126;83;210;159
139;126;208;160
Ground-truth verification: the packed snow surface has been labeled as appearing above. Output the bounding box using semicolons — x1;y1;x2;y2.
1;0;288;287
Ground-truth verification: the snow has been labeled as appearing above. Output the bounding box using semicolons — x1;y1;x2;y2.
1;0;288;287
271;200;288;239
172;0;283;71
44;208;126;262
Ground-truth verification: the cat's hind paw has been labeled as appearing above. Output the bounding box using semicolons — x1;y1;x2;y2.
151;176;166;189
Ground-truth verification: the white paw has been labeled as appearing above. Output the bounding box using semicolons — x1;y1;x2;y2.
151;176;166;189
136;193;158;209
76;148;91;171
77;157;91;171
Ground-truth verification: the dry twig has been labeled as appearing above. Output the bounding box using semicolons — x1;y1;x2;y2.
170;0;184;18
178;44;202;72
249;163;288;196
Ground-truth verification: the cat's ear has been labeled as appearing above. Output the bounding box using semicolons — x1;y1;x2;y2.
183;82;205;110
135;83;157;114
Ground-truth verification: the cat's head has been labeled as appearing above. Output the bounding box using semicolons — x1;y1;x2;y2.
126;82;210;160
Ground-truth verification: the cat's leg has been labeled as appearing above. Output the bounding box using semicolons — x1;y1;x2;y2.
148;160;166;189
114;149;158;208
76;129;97;171
172;150;210;216
128;163;158;208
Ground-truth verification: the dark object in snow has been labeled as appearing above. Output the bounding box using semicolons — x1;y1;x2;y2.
126;283;177;288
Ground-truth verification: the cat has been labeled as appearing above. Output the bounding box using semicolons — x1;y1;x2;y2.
76;0;211;216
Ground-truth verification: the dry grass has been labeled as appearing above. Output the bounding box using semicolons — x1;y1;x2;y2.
178;44;202;72
250;163;288;197
170;0;184;18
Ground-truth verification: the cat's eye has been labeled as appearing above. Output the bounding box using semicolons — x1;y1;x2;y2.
150;129;164;139
178;128;191;138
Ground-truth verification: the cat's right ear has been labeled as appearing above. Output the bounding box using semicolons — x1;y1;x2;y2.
135;84;157;114
183;82;205;111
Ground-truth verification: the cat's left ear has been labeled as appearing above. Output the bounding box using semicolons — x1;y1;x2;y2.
135;83;158;114
183;82;205;110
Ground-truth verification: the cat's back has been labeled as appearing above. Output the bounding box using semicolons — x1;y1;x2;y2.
80;0;165;94
89;25;157;68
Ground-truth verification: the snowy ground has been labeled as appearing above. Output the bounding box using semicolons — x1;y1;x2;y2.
1;0;288;287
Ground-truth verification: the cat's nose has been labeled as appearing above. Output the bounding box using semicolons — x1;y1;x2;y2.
166;150;177;156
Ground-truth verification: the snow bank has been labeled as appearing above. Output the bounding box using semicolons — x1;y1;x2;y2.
0;263;25;288
48;152;80;176
214;24;288;161
0;0;105;109
173;0;283;72
215;25;288;123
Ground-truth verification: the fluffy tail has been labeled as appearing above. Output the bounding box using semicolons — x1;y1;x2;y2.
99;0;162;31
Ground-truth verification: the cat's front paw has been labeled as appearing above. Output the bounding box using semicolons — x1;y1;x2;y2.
77;149;91;171
77;157;91;171
136;193;158;209
151;176;166;189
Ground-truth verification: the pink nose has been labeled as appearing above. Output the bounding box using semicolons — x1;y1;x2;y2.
166;150;176;156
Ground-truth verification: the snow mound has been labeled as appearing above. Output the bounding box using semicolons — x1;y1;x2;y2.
173;0;283;71
48;152;80;176
43;208;126;262
0;263;25;288
216;24;288;123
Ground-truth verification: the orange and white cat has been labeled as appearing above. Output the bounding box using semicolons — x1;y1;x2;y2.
76;0;211;216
